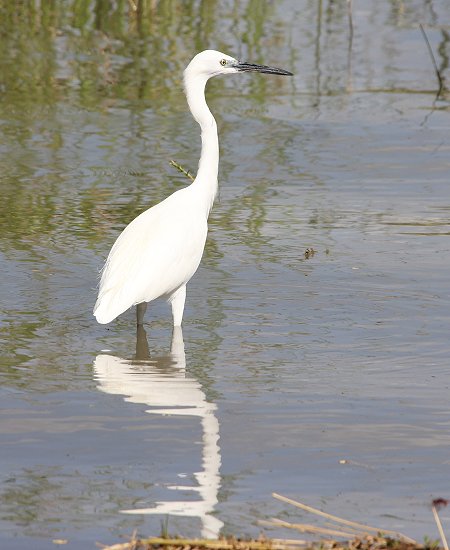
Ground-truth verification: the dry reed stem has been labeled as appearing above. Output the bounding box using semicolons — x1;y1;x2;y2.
322;522;369;536
272;493;416;544
432;504;449;550
260;518;358;539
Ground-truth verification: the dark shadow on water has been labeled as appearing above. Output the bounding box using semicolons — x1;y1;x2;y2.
93;326;223;538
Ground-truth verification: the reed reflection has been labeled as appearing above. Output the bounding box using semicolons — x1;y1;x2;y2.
93;327;223;537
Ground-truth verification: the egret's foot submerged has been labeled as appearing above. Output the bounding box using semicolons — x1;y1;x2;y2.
135;325;150;360
136;302;148;326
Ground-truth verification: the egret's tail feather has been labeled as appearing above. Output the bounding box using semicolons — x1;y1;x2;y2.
94;291;130;324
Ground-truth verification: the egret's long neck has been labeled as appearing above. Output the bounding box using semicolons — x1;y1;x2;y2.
184;74;219;216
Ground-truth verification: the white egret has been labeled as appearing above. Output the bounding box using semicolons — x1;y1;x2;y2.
94;49;292;327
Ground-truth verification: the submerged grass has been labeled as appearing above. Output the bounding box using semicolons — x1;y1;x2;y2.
97;494;448;550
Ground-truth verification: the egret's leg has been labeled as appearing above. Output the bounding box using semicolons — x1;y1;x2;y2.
136;302;147;326
170;285;186;327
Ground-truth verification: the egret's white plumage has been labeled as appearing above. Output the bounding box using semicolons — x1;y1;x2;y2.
94;49;292;327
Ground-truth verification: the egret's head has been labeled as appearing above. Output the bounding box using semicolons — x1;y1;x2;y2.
184;49;293;83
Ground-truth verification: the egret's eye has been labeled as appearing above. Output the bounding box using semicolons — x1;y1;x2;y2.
220;59;227;66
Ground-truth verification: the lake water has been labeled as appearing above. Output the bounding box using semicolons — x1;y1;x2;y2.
1;1;450;548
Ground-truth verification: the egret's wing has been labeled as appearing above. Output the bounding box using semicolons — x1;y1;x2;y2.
94;189;207;324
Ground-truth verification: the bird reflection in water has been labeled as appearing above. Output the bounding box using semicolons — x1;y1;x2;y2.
93;326;223;537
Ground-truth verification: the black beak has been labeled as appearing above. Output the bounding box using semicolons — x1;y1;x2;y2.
234;61;293;76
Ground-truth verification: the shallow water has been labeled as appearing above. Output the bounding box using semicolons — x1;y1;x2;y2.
1;1;450;548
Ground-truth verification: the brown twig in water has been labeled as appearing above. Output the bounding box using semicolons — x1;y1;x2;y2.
431;500;449;550
419;24;444;97
170;160;195;181
272;493;417;544
347;0;353;49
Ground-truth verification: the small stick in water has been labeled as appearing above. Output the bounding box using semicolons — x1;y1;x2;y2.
170;159;195;181
432;499;449;550
419;24;444;97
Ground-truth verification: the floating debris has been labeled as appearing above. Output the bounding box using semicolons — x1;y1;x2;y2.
98;493;450;550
